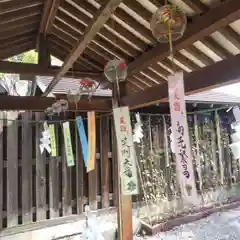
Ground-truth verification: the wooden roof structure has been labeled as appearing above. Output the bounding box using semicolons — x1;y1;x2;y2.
1;0;240;110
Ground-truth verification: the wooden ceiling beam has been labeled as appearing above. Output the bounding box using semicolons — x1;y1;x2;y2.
0;25;38;40
0;43;35;60
48;37;103;71
65;0;148;50
42;0;124;96
201;36;232;59
48;45;95;71
0;0;43;14
122;53;240;109
127;0;240;76
185;45;215;66
54;17;136;60
0;5;42;25
0;96;111;112
0;34;36;49
180;0;208;14
0;37;36;51
0;15;41;33
39;0;62;35
0;61;102;79
218;26;240;50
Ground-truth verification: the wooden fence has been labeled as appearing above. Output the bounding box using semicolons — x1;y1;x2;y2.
0;111;116;229
0;109;236;230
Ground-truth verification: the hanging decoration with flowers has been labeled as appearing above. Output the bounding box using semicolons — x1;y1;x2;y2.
67;77;99;109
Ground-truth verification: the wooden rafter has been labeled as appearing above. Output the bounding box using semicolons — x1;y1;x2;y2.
0;0;43;15
127;0;240;77
0;61;102;79
42;0;123;97
39;0;61;35
0;96;111;111
180;0;207;14
122;53;240;109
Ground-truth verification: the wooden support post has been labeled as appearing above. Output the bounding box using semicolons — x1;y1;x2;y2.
112;81;133;240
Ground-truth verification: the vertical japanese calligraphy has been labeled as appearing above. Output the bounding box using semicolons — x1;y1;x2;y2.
49;124;57;157
62;121;75;167
113;106;139;195
87;111;96;172
168;72;199;205
76;116;88;168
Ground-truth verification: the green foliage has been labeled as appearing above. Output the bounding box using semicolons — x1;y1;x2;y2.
8;50;38;64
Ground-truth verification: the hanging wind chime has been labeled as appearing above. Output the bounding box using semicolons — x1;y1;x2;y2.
104;59;127;101
150;3;187;70
67;77;99;109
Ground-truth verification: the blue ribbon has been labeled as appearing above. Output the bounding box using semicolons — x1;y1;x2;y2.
76;116;88;167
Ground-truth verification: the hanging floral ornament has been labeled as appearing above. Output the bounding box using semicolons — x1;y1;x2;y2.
104;59;127;83
39;122;51;154
79;77;98;98
67;78;98;107
45;99;69;116
133;113;144;143
150;4;187;43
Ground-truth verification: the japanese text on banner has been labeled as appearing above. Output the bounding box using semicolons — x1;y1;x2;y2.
76;116;88;168
63;121;75;167
49;124;57;157
113;106;139;195
168;71;199;205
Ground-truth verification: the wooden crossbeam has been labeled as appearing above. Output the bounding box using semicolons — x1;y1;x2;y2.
0;96;111;111
122;54;240;109
0;61;102;79
42;0;123;97
127;0;240;77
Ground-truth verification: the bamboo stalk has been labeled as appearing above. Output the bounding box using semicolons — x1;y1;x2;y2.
215;110;224;186
193;114;203;192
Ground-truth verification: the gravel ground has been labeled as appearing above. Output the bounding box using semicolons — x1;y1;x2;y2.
134;206;240;239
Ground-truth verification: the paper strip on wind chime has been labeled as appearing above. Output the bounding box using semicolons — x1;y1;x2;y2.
49;124;57;157
168;71;199;205
87;111;96;172
113;106;139;195
62;121;75;167
76;116;88;167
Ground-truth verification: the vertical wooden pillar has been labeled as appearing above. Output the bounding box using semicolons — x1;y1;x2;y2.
31;34;51;96
0;112;4;228
112;81;133;240
22;112;33;224
35;112;47;221
7;112;18;227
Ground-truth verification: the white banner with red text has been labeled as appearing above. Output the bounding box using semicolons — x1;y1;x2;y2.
168;71;199;205
113;106;139;195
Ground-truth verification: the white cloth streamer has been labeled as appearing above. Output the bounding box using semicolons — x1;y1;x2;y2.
133;113;144;143
39;122;51;154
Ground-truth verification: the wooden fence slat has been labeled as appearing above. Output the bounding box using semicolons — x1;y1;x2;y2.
49;123;60;218
7;112;18;227
21;112;33;224
0;112;3;228
100;116;110;208
62;121;72;216
75;114;84;214
88;117;98;210
111;122;118;206
35;113;46;221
